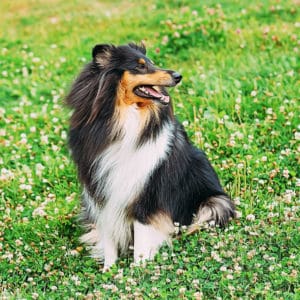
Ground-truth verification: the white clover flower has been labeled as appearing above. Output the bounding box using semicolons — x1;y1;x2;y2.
188;89;195;95
15;239;23;247
192;279;199;286
182;120;189;127
35;163;45;176
247;249;256;259
66;249;80;256
282;169;289;178
0;107;5;117
44;264;51;272
246;214;255;221
32;57;41;63
30;112;38;119
266;107;273;115
22;67;29;77
41;135;49;144
61;131;67;139
52;145;59;152
220;265;227;271
211;251;222;262
234;264;242;272
250;90;257;97
71;275;81;286
237;163;244;169
1;168;14;181
19;184;32;191
32;207;47;217
193;291;203;300
234;104;240;111
283;190;295;202
162;35;169;45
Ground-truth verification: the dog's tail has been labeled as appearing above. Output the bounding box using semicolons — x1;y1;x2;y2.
188;195;235;234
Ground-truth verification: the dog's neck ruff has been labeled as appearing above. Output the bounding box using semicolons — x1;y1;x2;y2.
94;106;173;200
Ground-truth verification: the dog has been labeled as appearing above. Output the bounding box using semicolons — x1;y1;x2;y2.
66;43;235;269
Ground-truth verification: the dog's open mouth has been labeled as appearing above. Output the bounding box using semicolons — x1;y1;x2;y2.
134;85;170;104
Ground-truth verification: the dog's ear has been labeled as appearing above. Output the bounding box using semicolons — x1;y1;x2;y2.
128;42;146;55
92;44;114;67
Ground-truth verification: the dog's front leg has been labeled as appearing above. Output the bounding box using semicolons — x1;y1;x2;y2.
133;221;171;263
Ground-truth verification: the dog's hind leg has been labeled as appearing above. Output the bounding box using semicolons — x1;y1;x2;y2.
188;195;235;234
80;225;100;245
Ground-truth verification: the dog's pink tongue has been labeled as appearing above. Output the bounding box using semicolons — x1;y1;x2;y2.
144;86;162;97
144;86;170;103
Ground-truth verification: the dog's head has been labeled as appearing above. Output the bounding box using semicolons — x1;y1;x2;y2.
92;43;182;108
66;43;182;127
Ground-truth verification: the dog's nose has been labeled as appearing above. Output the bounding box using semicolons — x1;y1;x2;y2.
172;72;182;84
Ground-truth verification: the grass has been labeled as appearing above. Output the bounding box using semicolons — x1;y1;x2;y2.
0;0;299;299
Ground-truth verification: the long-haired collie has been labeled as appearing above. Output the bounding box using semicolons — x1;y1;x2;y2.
66;43;235;269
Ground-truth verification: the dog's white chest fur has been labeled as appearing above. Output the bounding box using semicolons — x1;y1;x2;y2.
93;106;173;252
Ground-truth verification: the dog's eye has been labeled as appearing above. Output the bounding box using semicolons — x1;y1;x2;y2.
135;63;147;72
138;63;146;69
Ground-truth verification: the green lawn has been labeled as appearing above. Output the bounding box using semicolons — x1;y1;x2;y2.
0;0;299;299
